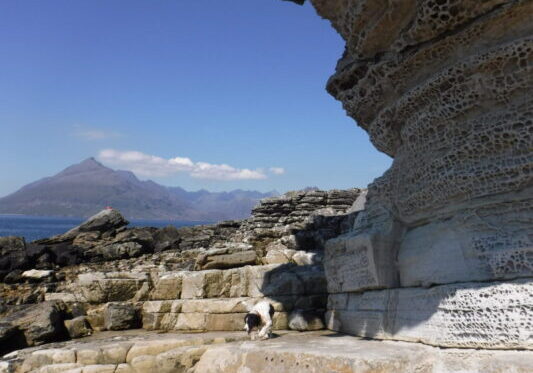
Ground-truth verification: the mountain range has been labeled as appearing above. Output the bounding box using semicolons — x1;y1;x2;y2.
0;158;277;221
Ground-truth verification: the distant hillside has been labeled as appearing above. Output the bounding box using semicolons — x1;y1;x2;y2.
0;158;277;221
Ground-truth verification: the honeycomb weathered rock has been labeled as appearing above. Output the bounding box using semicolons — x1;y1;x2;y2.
305;0;533;347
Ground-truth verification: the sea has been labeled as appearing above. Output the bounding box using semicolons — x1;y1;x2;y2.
0;215;208;242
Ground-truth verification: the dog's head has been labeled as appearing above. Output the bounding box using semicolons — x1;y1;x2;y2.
243;313;260;334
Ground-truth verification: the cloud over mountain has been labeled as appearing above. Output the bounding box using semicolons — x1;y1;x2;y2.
98;149;283;181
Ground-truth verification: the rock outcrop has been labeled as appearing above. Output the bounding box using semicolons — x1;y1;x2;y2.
0;188;361;363
288;0;533;350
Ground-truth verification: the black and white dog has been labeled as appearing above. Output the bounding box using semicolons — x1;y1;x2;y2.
244;301;274;340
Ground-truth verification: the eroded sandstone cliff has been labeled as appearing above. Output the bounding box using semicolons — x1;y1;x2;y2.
292;0;533;350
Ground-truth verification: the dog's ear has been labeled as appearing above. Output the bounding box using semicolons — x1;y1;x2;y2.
244;313;260;335
244;314;252;334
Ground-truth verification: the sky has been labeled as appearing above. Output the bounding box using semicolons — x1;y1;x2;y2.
0;0;391;197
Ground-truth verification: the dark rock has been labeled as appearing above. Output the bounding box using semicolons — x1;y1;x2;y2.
104;302;139;330
3;302;68;350
4;270;23;284
153;226;181;252
97;242;144;260
0;236;28;272
72;231;101;249
0;323;25;356
0;236;26;255
35;252;55;270
46;243;84;267
114;227;155;247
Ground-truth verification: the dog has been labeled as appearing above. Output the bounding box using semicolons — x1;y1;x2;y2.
244;300;274;340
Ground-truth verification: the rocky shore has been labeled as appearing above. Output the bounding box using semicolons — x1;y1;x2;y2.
0;189;363;372
0;184;531;373
1;0;533;370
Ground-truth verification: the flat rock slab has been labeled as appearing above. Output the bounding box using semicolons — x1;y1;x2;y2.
2;331;532;373
0;330;252;372
193;331;533;373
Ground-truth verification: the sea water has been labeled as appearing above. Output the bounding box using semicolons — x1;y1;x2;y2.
0;215;207;242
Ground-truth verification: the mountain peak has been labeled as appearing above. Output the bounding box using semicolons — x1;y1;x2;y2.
80;157;104;167
56;157;109;177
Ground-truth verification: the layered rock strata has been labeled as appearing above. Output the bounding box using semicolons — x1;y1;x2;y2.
0;188;361;357
297;0;533;349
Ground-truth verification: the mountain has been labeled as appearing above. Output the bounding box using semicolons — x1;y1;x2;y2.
0;158;277;221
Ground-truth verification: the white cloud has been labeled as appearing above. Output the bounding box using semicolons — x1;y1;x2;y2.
72;125;122;141
269;167;285;175
97;149;277;181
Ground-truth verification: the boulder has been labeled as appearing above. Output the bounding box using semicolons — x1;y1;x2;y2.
3;302;68;349
0;236;26;256
21;269;55;282
38;209;128;244
104;302;139;331
0;236;28;272
71;208;128;235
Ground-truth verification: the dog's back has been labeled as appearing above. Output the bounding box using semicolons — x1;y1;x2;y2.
244;301;274;338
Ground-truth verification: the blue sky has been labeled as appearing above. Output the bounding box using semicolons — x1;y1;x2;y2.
0;0;391;197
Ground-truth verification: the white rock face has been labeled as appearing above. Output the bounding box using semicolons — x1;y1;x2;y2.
399;209;533;287
326;279;533;349
310;0;533;351
324;218;403;293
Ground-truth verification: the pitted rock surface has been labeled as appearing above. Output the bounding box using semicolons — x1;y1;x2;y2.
292;0;533;349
